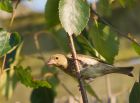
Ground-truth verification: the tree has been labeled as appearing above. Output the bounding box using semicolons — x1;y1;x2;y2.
0;0;140;103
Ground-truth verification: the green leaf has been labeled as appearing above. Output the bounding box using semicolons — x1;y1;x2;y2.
97;0;112;16
75;35;96;56
41;66;59;88
59;0;90;36
0;29;22;57
118;0;136;7
0;0;13;13
129;82;140;103
0;44;23;99
132;42;140;55
31;87;56;103
51;28;69;52
89;23;119;64
15;66;51;88
119;0;126;7
45;0;60;28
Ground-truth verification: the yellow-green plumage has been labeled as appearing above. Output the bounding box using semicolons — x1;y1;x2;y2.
47;54;133;79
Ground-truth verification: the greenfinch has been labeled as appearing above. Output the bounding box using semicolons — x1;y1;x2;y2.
47;54;133;79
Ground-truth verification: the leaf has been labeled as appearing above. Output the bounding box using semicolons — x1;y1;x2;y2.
41;66;59;88
59;0;90;36
51;28;69;52
0;44;23;99
129;82;140;103
15;66;51;88
31;87;56;103
132;42;140;55
0;0;13;13
118;0;136;8
97;0;112;16
0;29;22;57
89;23;119;64
45;0;60;28
75;35;96;56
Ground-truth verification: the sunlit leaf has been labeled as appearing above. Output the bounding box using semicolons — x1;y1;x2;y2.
59;0;90;36
0;29;22;57
89;23;119;64
0;0;13;13
15;66;51;88
132;42;140;55
0;44;23;99
129;82;140;103
118;0;136;7
45;0;60;28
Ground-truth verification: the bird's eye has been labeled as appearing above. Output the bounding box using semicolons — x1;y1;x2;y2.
55;57;58;60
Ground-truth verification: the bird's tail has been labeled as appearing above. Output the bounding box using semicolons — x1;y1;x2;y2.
115;66;134;77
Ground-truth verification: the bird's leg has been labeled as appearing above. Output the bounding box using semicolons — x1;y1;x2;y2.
86;78;94;84
78;79;94;91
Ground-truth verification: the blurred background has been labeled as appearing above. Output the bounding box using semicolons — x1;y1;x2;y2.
0;0;140;103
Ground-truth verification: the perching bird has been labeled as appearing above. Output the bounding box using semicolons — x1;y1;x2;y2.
47;54;133;79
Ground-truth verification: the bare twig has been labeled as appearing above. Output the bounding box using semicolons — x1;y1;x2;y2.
106;75;112;103
1;55;7;75
10;0;20;27
61;82;80;103
67;34;88;103
34;30;48;63
90;7;140;46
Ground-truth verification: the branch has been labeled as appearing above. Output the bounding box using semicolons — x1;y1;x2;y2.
34;30;48;63
106;75;112;103
90;7;140;47
67;34;88;103
0;55;7;75
10;0;20;27
1;0;20;77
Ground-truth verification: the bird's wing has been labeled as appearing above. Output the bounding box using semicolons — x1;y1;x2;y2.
67;54;108;65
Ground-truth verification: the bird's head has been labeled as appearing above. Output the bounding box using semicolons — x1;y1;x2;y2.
47;54;68;69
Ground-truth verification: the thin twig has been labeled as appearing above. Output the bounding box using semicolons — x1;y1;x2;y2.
34;30;48;63
1;0;20;77
67;34;88;103
61;82;80;103
90;7;140;46
1;55;7;74
10;0;20;27
106;75;112;103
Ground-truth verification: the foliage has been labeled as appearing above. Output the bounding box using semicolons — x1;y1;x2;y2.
129;82;140;103
0;0;140;102
0;29;21;57
31;87;56;103
15;66;51;88
45;0;60;28
59;0;90;36
132;42;140;55
89;23;119;64
0;43;22;99
0;0;13;13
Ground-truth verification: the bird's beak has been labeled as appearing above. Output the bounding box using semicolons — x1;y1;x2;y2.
47;59;55;66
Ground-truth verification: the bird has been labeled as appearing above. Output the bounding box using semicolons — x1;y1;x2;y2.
47;54;133;80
